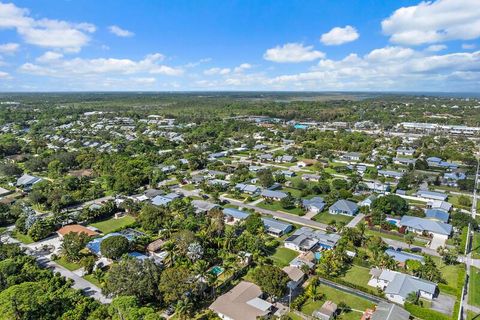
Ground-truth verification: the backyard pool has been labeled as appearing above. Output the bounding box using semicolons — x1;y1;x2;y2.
210;265;225;276
315;252;322;261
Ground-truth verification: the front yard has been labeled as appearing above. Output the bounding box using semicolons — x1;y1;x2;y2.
469;267;480;308
89;215;136;234
256;201;305;216
312;211;353;225
54;256;82;271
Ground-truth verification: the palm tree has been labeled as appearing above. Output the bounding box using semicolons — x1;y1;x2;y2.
223;228;236;251
175;299;193;320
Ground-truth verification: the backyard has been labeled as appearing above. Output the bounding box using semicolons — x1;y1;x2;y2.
270;247;298;267
89;215;136;234
338;265;373;291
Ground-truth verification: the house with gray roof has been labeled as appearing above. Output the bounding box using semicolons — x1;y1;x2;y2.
261;218;292;236
378;170;404;180
223;207;250;223
426;200;452;212
425;209;450;223
400;215;452;237
341;152;361;162
416;190;448;201
261;189;288;201
396;147;416;156
393;157;417;166
275;155;296;163
192;200;220;213
302;173;321;182
371;302;410;320
285;227;340;251
234;183;261;195
385;248;424;266
16;174;42;191
302;197;325;213
329;199;358;216
368;268;437;305
258;153;273;162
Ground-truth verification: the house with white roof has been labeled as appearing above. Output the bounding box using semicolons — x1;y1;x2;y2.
416;190;448;201
368;268;437;305
284;227;341;251
329;199;358;216
302;197;325;213
400;215;452;238
16;174;42;191
261;189;288;201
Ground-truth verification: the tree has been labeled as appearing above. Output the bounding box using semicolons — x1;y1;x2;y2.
404;233;415;248
81;255;96;275
406;292;420;305
458;195;472;208
107;296;162;320
257;169;274;188
61;231;91;262
28;218;55;242
437;246;458;265
100;235;129;260
159;267;193;305
138;204;168;233
244;213;264;234
371;194;408;216
252;265;289;299
280;193;295;209
103;257;162;303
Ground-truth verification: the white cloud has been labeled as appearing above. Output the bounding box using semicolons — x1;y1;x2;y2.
108;25;134;37
19;52;183;77
234;63;252;73
320;25;359;45
263;43;325;63
0;42;19;54
265;47;480;91
0;71;9;78
462;43;476;50
0;2;95;52
426;44;447;52
204;67;231;75
382;0;480;45
131;77;155;84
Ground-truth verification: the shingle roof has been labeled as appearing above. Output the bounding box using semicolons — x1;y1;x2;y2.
425;209;450;223
385;249;424;264
371;302;410;320
261;189;287;199
223;208;250;220
400;215;452;236
330;199;358;214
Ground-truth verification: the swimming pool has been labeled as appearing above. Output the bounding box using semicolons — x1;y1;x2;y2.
315;252;322;261
210;265;225;276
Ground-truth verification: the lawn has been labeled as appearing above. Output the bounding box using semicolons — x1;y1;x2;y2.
54;256;82;271
430;256;465;297
256;201;305;216
12;230;34;244
365;229;426;247
270;247;299;267
469;267;480;307
312;211;353;225
467;310;480;320
472;232;480;259
339;265;372;291
301;285;374;319
181;184;196;191
449;194;472;211
83;274;102;288
89;215;136;234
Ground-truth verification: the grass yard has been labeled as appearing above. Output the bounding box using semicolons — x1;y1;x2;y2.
449;194;472;211
83;274;102;288
256;201;305;216
469;267;480;308
54;256;82;271
283;187;303;198
270;247;299;267
365;229;426;247
472;232;480;259
12;230;34;244
430;256;465;297
312;211;353;225
339;265;372;291
181;184;197;191
301;285;374;319
89;215;135;234
467;310;480;320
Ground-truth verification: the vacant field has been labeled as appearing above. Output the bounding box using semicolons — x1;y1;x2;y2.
313;211;353;225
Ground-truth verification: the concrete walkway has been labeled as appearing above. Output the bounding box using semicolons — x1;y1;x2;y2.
346;213;365;228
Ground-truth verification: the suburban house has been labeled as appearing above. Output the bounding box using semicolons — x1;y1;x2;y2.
427;157;458;170
329;199;359;216
400;215;452;238
209;281;274;320
396;147;416;156
361;181;390;194
86;232;133;256
275;155;296;163
285;227;341;251
362;302;410;320
385;248;424;267
377;170;404;180
261;218;293;236
259;153;273;162
223;207;250;224
393;157;417;166
368;268;437;305
282;266;305;289
425;209;450;223
289;252;316;270
297;159;317;167
253;144;268;150
278;170;295;178
443;171;466;187
312;301;338;320
0;187;12;198
192;200;220;213
416;190;448;201
261;189;288;201
426;200;452;212
234;183;261;195
359;195;377;208
57;224;99;238
16;174;42;191
302;197;326;213
302;173;321;182
341;152;361;162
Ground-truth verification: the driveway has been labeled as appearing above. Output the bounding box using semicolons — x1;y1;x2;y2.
431;293;455;315
429;234;446;250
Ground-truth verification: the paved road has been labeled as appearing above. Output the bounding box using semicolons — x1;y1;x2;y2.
219;195;330;230
1;229;111;304
381;237;440;257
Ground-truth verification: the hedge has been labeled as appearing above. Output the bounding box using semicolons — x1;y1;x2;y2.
404;302;451;320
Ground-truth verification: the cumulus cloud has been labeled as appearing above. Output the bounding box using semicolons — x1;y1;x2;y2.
382;0;480;45
204;67;231;75
19;52;183;77
0;2;95;52
234;63;252;73
320;25;359;45
0;42;19;54
265;47;480;91
0;71;9;78
426;44;447;52
108;25;134;37
462;43;476;50
263;43;325;63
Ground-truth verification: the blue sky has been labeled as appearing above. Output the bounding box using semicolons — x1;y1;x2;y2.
0;0;479;91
